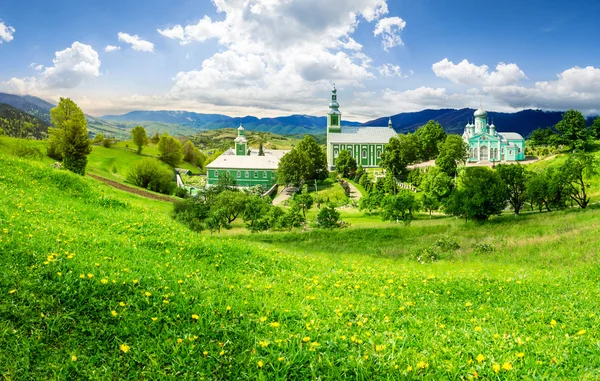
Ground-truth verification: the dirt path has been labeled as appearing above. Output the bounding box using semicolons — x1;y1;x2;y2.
273;186;298;206
88;173;176;202
345;181;362;201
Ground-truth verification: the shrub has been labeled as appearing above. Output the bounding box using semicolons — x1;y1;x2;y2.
473;243;493;254
172;197;210;232
127;158;176;195
315;204;343;229
102;138;114;148
174;187;188;199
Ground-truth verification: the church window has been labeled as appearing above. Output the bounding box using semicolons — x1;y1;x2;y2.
254;171;258;178
331;115;339;126
263;171;267;178
245;171;249;178
362;150;367;159
215;171;219;177
237;171;241;178
334;150;339;158
377;150;381;158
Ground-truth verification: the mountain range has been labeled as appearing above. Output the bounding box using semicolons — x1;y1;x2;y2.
1;92;597;140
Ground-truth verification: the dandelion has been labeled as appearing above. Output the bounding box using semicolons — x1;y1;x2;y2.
259;316;267;323
517;352;524;359
219;350;225;356
192;314;199;320
465;302;472;307
492;364;500;373
79;274;85;279
177;338;183;344
132;279;139;284
203;351;208;356
87;273;93;279
259;340;269;348
119;344;130;353
101;279;108;284
502;362;513;371
151;317;158;322
269;322;280;328
111;310;118;317
474;326;482;332
417;361;428;369
476;354;485;363
119;302;126;307
407;365;413;371
302;337;310;343
178;280;183;284
226;306;231;311
71;355;77;361
577;330;586;335
144;291;151;297
550;319;557;327
375;344;386;352
257;360;264;368
8;289;16;294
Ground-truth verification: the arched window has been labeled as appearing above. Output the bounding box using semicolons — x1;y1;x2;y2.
362;150;367;159
237;171;241;178
377;150;381;158
334;149;339;158
473;148;478;159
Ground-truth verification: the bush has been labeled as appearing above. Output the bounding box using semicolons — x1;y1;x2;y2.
315;204;343;229
11;143;44;160
473;243;493;254
127;158;176;195
174;187;188;199
102;138;114;148
172;197;210;232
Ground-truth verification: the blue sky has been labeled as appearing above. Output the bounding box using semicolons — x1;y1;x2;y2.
1;0;599;120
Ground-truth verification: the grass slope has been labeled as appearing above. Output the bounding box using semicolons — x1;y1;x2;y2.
2;155;600;379
190;129;326;151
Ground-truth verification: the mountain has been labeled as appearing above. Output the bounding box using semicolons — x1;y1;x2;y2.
0;93;54;124
0;103;50;139
101;110;362;135
363;108;596;138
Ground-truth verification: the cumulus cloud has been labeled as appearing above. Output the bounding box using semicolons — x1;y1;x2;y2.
374;17;406;51
0;20;15;43
118;32;154;52
377;64;409;78
432;58;526;86
157;0;398;111
104;45;121;52
1;42;100;94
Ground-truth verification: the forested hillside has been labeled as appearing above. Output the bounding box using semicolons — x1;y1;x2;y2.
0;103;50;139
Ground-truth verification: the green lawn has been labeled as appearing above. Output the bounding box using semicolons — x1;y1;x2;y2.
3;143;600;379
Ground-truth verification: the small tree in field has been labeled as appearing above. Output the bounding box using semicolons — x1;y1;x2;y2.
292;193;314;217
336;150;357;178
49;98;92;175
158;133;184;166
316;204;342;229
495;164;529;215
446;167;507;221
131;126;149;154
559;151;599;209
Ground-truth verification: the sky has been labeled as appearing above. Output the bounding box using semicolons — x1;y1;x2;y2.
1;0;600;121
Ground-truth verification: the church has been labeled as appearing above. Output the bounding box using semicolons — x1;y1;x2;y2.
326;86;397;169
462;107;525;163
206;125;288;188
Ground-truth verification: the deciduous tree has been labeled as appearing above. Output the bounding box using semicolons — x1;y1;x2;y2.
414;120;446;160
335;150;357;178
436;134;468;177
559;151;599;209
495;164;529;215
446;167;506;221
554;110;591;150
158;133;184;166
50;98;92;175
131;126;149;154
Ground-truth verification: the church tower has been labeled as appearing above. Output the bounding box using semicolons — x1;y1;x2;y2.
474;107;487;134
235;124;248;156
327;85;342;133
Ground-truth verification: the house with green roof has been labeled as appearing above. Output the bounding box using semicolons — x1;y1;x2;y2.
326;86;397;169
205;125;288;188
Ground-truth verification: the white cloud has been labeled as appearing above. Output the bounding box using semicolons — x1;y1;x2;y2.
374;17;406;51
432;58;526;86
377;64;408;78
1;42;100;94
158;0;397;112
104;45;121;52
117;32;154;52
0;20;15;43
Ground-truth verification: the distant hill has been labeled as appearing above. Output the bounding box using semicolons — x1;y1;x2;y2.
0;93;54;124
363;108;596;138
101;111;361;135
0;103;50;139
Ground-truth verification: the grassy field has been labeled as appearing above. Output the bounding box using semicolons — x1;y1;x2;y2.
190;129;326;151
2;146;600;379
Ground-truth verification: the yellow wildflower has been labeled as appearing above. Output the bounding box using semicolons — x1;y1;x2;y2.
79;274;85;279
220;350;225;356
101;279;108;284
257;360;264;368
492;364;500;373
476;354;485;363
302;337;310;343
502;362;513;371
111;310;118;317
278;357;284;362
144;292;151;297
517;352;524;359
119;302;126;307
407;365;413;371
226;306;231;311
417;361;428;369
8;289;16;294
203;351;208;356
71;355;77;361
259;340;269;348
151;317;158;322
192;314;199;320
550;319;557;327
120;344;130;353
177;338;183;344
269;322;280;328
87;273;93;279
577;330;586;335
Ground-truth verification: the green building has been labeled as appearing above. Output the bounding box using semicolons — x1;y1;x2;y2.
326;86;397;169
462;107;525;163
206;125;288;188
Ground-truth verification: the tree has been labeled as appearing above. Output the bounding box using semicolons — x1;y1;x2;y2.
358;192;382;214
380;134;419;178
528;127;556;146
554;110;591;150
212;190;248;223
525;168;567;212
446;167;507;221
354;165;365;182
335;150;357;178
495;164;529;215
206;208;230;233
359;171;372;192
243;195;271;232
50;98;92;175
131;126;149;154
277;149;308;187
102;137;114;148
315;204;342;229
158;133;184;166
281;204;305;231
559;151;599;209
150;132;160;144
381;191;419;225
93;133;104;144
436;134;468;177
420;167;453;216
414;120;447;160
127;158;176;195
296;135;328;181
183;140;207;168
292;193;314;217
591;117;600;139
258;142;265;156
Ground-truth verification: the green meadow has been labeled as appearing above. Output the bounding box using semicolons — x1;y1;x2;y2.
1;143;600;379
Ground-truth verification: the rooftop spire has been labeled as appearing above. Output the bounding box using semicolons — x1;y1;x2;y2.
388;117;393;129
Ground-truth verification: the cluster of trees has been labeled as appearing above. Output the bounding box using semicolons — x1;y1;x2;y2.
130;126;207;169
46;98;92;175
277;135;328;188
529;110;600;149
0;103;49;139
92;133;116;148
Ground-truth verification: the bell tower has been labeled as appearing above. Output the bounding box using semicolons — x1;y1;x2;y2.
235;124;248;156
327;85;342;133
